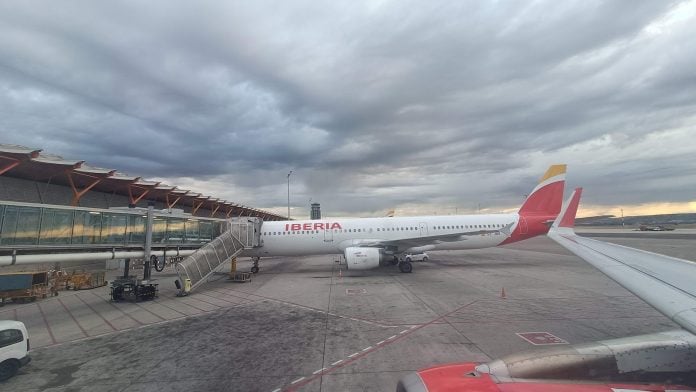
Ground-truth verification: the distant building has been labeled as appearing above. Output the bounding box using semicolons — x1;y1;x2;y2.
310;203;321;220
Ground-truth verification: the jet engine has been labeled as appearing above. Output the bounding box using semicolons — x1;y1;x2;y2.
344;247;383;270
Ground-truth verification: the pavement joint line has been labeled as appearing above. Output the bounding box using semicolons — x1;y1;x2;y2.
285;299;480;391
151;299;190;317
331;360;343;365
187;294;226;308
196;291;244;306
362;346;372;351
73;294;118;332
220;287;397;328
290;377;305;384
56;297;89;337
36;302;57;345
93;291;145;326
32;299;258;350
312;368;326;375
132;302;166;322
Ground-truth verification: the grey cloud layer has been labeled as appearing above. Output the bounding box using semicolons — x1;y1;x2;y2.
1;0;694;215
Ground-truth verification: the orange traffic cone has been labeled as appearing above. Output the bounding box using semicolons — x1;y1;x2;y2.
500;287;507;299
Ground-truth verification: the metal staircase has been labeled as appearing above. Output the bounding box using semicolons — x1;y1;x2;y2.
175;218;261;293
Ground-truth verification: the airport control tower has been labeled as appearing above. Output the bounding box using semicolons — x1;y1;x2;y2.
310;203;321;220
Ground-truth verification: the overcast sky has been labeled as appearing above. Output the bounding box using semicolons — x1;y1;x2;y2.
2;1;695;218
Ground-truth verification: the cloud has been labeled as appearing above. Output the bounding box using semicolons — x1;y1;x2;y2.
1;0;695;217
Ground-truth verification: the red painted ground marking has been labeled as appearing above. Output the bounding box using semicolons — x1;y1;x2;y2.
90;292;144;326
177;298;211;312
285;299;480;392
207;287;256;301
220;288;395;327
74;294;118;331
133;302;166;321
57;298;88;337
150;300;188;317
517;331;568;345
36;303;57;345
196;291;243;305
186;295;224;308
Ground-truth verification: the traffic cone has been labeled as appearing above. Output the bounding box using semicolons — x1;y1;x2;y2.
500;287;507;299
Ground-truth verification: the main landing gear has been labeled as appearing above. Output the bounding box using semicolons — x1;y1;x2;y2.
251;257;260;274
390;255;412;273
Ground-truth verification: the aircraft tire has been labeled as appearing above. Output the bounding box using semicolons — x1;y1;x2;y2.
391;256;399;265
399;261;413;273
251;266;259;274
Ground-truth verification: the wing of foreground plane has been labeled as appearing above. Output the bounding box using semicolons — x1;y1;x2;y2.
548;188;696;335
397;188;696;391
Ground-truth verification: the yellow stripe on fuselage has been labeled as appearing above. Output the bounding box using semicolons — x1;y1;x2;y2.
539;164;566;183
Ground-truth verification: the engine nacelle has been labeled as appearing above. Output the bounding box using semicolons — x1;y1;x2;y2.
344;247;382;270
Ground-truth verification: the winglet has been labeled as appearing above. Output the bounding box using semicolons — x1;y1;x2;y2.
552;188;583;229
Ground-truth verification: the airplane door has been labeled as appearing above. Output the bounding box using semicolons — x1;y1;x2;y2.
324;227;333;242
419;222;428;236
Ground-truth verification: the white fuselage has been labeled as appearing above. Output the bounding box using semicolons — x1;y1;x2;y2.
243;213;520;257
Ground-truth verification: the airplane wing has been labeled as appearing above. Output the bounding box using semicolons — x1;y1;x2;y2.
351;223;515;251
547;188;696;335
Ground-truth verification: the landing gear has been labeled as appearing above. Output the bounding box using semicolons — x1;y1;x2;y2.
398;260;413;273
391;256;399;265
251;257;260;274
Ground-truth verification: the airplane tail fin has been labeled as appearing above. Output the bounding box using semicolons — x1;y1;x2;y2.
551;187;583;230
518;164;566;216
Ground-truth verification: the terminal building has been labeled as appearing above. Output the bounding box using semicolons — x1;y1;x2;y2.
0;144;282;281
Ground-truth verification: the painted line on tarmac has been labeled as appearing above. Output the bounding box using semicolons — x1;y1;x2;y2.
73;294;118;332
221;287;397;328
331;359;343;366
290;377;305;384
56;297;89;337
36;302;57;345
312;368;326;375
283;299;480;392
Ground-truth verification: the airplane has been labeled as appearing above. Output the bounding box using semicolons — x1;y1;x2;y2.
397;188;696;391
243;164;567;273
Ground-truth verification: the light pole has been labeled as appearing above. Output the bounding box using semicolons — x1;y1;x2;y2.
287;170;293;219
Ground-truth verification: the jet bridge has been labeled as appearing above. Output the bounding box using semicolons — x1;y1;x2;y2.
174;218;261;293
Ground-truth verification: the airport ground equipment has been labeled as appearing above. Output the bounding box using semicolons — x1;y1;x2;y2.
228;256;252;283
175;218;260;294
110;276;158;301
0;272;52;305
65;271;106;290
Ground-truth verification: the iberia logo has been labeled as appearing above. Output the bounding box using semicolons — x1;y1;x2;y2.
284;222;342;231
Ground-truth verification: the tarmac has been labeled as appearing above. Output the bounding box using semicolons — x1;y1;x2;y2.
1;230;694;391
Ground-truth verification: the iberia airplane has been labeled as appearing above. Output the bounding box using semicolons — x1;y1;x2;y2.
243;165;566;274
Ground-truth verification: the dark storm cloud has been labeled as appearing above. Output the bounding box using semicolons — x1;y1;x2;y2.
1;0;695;216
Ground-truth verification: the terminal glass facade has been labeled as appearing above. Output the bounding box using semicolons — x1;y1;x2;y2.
0;202;225;247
